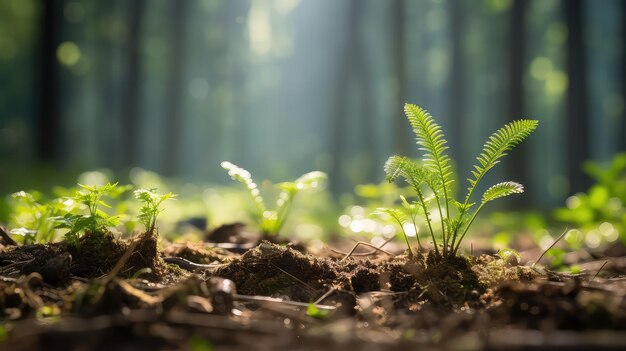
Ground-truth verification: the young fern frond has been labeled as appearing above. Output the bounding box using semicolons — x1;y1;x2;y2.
404;104;454;201
449;120;538;252
384;156;441;191
481;181;524;204
222;161;327;237
382;104;537;259
465;120;538;203
404;104;454;254
221;161;267;215
383;156;440;256
452;181;525;255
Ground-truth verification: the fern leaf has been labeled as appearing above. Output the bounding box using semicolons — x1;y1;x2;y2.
384;155;441;194
384;156;412;183
374;207;408;223
481;181;524;204
294;171;327;190
404;104;454;199
221;161;266;213
467;120;538;200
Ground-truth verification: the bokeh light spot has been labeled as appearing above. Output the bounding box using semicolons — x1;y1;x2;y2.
56;41;81;66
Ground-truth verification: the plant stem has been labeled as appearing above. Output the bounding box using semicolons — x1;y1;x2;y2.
273;192;294;235
452;203;484;255
414;187;439;257
392;216;413;258
410;212;421;251
434;195;447;256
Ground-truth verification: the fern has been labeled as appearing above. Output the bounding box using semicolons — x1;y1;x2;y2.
134;188;177;234
222;161;327;237
404;104;455;254
383;104;538;259
482;181;524;203
466;120;538;203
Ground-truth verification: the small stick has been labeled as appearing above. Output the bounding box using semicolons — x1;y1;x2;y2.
234;294;336;310
271;264;316;294
313;287;335;305
105;238;140;282
339;241;395;262
329;236;395;257
591;261;608;282
162;256;228;271
532;227;568;268
0;226;18;246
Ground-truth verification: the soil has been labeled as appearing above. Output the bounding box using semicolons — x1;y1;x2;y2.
0;226;625;351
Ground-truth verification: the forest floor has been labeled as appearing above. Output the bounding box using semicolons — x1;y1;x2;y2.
0;224;625;351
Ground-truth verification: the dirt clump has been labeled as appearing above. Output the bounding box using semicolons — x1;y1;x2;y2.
163;241;233;264
213;241;337;302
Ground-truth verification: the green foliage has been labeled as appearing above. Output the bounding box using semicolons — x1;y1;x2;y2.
554;152;626;247
466;120;539;204
53;183;128;245
496;248;521;263
221;161;327;236
133;188;177;233
482;182;524;203
383;104;538;258
306;303;330;319
7;191;60;244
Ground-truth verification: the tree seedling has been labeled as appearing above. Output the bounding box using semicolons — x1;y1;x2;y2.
133;188;177;234
380;104;538;259
221;161;327;237
53;183;127;246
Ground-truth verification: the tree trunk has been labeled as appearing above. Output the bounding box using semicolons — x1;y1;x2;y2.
450;0;464;170
121;0;144;167
36;0;60;162
162;0;188;175
621;1;626;151
565;0;591;193
506;0;530;206
330;0;360;194
391;0;409;155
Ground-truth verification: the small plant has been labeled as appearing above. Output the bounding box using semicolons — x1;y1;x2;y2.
554;152;626;247
380;104;538;259
221;161;327;237
8;191;60;244
133;188;177;234
53;183;127;246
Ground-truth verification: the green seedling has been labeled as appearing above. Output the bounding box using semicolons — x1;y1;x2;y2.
380;104;537;259
133;188;177;234
53;183;128;246
8;191;60;244
221;161;327;237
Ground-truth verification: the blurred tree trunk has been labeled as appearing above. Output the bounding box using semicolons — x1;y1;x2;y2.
162;0;188;175
565;0;591;192
330;0;360;194
622;1;626;151
450;0;464;169
36;0;61;162
96;1;118;167
353;6;378;182
121;0;144;167
391;0;409;155
506;0;530;205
